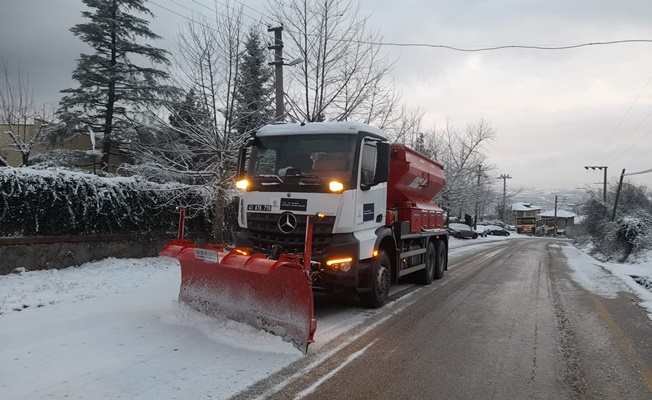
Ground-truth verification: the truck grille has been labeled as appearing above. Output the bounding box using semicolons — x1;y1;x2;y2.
247;212;336;256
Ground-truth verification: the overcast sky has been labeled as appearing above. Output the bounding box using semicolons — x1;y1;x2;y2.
2;0;652;191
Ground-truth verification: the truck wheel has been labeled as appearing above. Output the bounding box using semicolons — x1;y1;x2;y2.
417;242;435;285
434;241;446;280
359;250;391;308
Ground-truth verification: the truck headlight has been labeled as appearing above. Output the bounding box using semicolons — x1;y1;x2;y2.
235;179;249;190
326;257;353;272
329;181;344;193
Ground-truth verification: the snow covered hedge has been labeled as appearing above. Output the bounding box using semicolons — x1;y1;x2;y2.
0;168;213;237
579;197;652;262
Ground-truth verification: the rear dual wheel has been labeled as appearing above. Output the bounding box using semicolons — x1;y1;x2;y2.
418;241;446;283
434;241;446;279
417;242;436;285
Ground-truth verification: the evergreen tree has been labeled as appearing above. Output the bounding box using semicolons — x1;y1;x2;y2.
233;28;274;136
166;88;215;171
169;89;211;139
59;0;172;171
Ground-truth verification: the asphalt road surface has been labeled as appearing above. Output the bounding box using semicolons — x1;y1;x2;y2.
234;238;652;399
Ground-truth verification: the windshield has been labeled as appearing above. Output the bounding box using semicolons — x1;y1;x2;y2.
246;134;357;190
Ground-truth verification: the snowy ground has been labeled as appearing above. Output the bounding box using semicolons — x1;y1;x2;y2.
560;245;652;319
1;236;651;399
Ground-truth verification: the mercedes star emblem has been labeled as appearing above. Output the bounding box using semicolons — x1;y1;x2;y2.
278;212;297;234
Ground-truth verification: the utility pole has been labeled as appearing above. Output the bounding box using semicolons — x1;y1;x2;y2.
611;169;626;221
584;165;607;202
612;166;652;220
473;165;482;229
268;26;285;121
554;195;558;236
496;174;512;222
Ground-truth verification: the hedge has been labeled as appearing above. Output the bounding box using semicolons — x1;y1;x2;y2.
0;168;214;237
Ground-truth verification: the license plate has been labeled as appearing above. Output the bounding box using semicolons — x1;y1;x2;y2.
247;204;272;211
193;248;219;263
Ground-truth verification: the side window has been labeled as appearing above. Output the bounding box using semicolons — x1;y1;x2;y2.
252;148;277;175
360;141;377;186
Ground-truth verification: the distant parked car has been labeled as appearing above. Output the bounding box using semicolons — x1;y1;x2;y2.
475;225;489;237
485;225;510;236
447;223;478;239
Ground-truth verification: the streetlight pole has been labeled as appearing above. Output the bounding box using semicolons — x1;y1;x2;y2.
584;165;608;202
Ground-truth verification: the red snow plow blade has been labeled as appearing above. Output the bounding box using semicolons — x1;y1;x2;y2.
160;241;317;353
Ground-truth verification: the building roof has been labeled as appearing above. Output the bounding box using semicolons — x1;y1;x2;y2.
539;209;577;218
511;202;542;212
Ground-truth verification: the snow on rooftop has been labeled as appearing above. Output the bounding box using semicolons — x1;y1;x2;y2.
256;121;386;138
539;209;577;218
511;202;542;212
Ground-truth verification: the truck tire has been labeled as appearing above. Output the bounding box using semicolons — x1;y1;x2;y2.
434;241;446;280
417;241;436;285
359;250;391;308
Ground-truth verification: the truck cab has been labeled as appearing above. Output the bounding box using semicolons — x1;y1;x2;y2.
235;122;388;286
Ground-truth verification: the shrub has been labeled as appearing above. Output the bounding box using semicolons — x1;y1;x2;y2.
578;196;652;262
0;167;213;237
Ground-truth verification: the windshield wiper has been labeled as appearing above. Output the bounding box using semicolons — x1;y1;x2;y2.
255;175;284;185
297;174;324;186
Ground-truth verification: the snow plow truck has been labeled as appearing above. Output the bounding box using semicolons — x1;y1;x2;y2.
161;121;449;353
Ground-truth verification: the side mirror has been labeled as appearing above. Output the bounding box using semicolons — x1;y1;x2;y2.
236;147;247;180
374;142;390;184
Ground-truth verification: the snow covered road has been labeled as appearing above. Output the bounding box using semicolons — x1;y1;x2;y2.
1;237;651;399
0;257;301;399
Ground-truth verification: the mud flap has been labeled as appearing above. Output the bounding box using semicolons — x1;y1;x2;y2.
162;243;316;353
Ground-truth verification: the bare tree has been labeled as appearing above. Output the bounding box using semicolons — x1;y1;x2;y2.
268;0;400;123
127;3;249;242
428;119;498;222
0;61;54;167
384;106;426;148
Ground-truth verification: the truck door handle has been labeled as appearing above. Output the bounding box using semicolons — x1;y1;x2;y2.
376;214;383;222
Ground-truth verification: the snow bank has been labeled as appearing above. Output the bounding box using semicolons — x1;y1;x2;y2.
563;246;652;318
0;257;179;315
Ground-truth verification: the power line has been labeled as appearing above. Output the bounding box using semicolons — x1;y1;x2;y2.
151;0;261;33
589;71;652;165
149;0;219;32
603;108;652;164
151;1;652;54
210;0;270;21
610;126;652;164
356;39;652;52
624;167;652;176
189;0;270;27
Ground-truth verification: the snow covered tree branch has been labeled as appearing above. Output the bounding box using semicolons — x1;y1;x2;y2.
126;4;272;242
0;60;56;167
269;0;400;124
